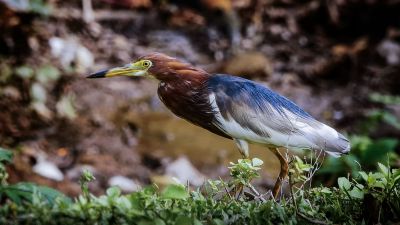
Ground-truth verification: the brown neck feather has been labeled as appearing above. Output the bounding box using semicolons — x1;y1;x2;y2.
141;52;210;82
147;53;230;139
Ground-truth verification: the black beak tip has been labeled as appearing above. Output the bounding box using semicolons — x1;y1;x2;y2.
87;69;108;78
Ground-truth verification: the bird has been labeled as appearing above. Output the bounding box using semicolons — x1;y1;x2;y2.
87;52;350;198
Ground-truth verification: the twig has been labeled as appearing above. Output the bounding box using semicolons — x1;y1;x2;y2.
288;171;298;210
82;0;94;23
235;185;244;200
247;184;266;202
289;174;329;225
298;150;325;192
296;211;329;225
220;177;233;200
51;8;142;21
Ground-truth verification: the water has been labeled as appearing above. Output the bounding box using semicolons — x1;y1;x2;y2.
129;111;281;179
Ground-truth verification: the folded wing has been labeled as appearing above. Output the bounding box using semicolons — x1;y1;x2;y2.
208;74;350;157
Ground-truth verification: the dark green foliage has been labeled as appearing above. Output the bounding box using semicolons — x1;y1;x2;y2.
0;157;399;224
0;148;13;185
319;136;399;177
0;148;13;163
0;148;71;207
0;185;294;225
369;93;400;106
0;182;71;205
3;0;51;15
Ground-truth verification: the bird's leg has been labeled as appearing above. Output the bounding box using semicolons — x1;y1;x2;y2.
271;148;289;199
234;139;249;159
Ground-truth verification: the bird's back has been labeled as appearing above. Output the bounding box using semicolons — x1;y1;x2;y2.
207;74;350;157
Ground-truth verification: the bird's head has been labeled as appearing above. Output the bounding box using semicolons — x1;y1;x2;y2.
87;52;209;81
87;58;153;78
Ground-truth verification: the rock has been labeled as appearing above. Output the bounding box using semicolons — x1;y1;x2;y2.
143;30;211;65
75;45;94;73
223;52;273;77
33;157;64;181
165;156;206;186
1;86;21;100
49;37;94;73
377;39;400;66
56;94;77;120
108;175;141;192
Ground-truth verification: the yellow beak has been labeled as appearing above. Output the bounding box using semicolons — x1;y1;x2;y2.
87;64;146;78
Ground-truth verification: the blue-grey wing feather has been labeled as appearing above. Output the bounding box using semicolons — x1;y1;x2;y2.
207;74;350;155
208;74;316;136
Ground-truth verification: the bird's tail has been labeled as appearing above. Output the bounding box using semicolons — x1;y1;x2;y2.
321;131;350;158
304;121;350;158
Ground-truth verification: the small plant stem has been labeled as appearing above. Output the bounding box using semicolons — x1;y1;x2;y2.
247;184;266;202
296;212;329;225
289;171;328;225
288;172;298;210
220;177;233;200
235;184;244;200
224;186;233;200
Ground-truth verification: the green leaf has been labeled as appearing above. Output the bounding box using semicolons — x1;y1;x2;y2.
349;188;364;199
361;138;398;164
30;82;47;103
320;187;332;194
115;196;132;210
0;63;12;83
4;189;22;204
161;184;189;200
371;181;385;189
382;112;400;129
56;95;76;120
138;219;165;225
29;0;52;15
359;171;369;181
212;219;224;225
175;216;192;225
377;163;389;176
36;185;71;204
317;157;342;174
338;177;351;191
5;182;36;201
369;93;400;105
342;155;361;177
0;147;13;163
350;135;372;152
106;186;121;198
155;219;166;225
3;182;70;205
393;169;400;181
15;66;34;79
252;158;263;167
36;65;60;84
193;219;203;225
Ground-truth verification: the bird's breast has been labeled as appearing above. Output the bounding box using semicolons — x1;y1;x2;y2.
157;81;231;139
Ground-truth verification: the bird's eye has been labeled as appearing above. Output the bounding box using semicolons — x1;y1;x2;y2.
142;60;151;67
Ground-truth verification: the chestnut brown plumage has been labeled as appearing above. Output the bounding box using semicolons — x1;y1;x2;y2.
88;52;351;198
142;53;230;138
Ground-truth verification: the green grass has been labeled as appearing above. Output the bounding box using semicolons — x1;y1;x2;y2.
0;149;399;225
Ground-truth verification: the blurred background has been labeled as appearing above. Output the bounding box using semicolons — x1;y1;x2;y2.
0;0;399;196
